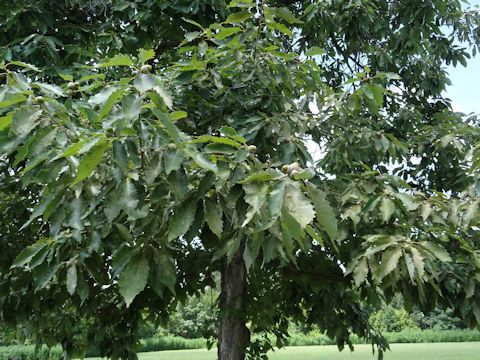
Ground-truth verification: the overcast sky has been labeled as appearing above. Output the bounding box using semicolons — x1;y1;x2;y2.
445;0;480;113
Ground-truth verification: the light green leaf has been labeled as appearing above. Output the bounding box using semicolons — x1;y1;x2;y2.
215;27;242;40
0;114;13;131
285;184;315;229
119;180;140;215
269;7;303;24
138;48;155;65
411;247;425;279
404;252;416;283
73;140;109;184
305;47;324;57
165;149;184;175
191;135;241;148
11;240;49;268
420;202;432;221
204;198;223;238
88;86;118;106
154;109;182;143
292;168;315;180
134;74;173;108
119;256;150;308
9;61;41;72
99;87;125;119
0;94;27;108
374;246;402;281
66;264;77;295
98;54;133;67
379;197;395;223
420;241;452;262
395;193;419;211
268;22;293;37
168;200;198;241
242;182;268;227
306;183;338;240
34;82;65;97
353;256;369;287
10;107;42;136
241;171;276;183
267;180;286;218
169;111;188;121
225;11;252;23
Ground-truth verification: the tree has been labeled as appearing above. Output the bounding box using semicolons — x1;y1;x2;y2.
0;1;479;360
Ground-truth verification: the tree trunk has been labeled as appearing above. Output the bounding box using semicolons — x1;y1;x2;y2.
218;244;249;360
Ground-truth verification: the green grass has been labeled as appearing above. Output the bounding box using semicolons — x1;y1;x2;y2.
133;342;480;360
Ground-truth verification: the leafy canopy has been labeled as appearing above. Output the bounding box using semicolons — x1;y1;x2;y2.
0;0;479;359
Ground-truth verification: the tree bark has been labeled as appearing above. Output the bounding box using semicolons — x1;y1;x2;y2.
218;244;249;360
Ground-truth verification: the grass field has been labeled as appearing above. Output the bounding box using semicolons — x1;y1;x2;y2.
132;342;480;360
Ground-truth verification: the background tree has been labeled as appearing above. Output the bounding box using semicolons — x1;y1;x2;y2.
0;1;479;360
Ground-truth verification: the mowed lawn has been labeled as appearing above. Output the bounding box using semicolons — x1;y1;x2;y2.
133;342;480;360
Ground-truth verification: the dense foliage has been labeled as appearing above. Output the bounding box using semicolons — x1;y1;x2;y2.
1;1;479;360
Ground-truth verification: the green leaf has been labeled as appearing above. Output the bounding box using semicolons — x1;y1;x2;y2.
154;109;182;143
119;180;140;215
353;256;369;287
284;184;315;229
225;11;252;23
33;262;59;290
112;246;135;277
404;252;416;283
204;197;223;238
191;135;241;148
267;180;286;218
11;240;48;268
0;114;13;131
292;168;315;180
88;86;118;106
379;197;395;223
242;182;268;227
73;140;109;184
165;149;184;175
268;22;293;37
169;111;188;121
10;107;42;136
134;74;172;108
219;126;246;144
420;241;452;262
305;47;324;57
168;200;198;241
0;94;27;108
395;193;419;211
306;184;338;240
153;251;176;295
9;61;41;72
269;7;303;24
113;140;128;173
98;54;133;67
34;82;65;97
411;247;425;280
66;264;77;295
374;247;402;281
99;87;125;119
138;48;155;65
241;171;276;183
119;256;150;308
215;27;242;40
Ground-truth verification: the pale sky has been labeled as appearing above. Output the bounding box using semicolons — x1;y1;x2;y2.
445;0;480;113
